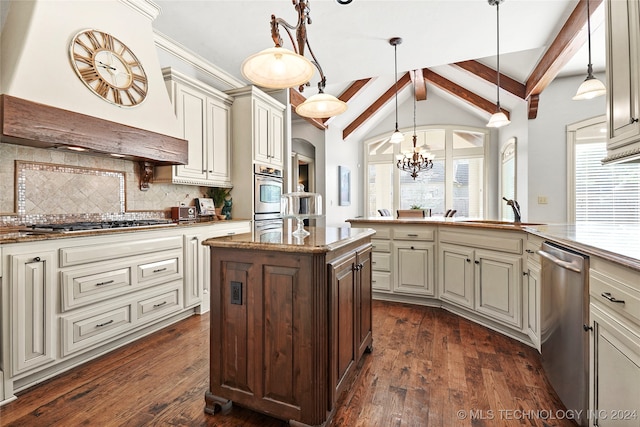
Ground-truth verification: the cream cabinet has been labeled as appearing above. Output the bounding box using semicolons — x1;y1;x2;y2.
227;85;285;168
524;234;543;350
393;226;437;297
589;256;640;425
156;68;233;187
8;251;56;375
438;229;524;329
604;0;640;163
370;226;392;292
0;221;250;399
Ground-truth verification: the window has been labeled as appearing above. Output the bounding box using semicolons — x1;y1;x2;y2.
568;117;640;223
366;126;488;217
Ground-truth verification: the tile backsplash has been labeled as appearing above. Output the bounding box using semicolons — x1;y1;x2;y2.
0;143;206;227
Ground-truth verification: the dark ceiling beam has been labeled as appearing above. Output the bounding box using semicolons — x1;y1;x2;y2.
289;89;327;130
323;78;372;125
422;68;510;120
525;0;603;100
343;72;411;140
409;69;427;101
453;60;526;99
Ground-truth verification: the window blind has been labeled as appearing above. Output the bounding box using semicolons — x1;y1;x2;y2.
575;142;640;223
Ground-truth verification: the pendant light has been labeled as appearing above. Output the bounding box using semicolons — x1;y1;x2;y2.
241;0;347;118
486;0;510;128
573;0;606;100
389;37;404;143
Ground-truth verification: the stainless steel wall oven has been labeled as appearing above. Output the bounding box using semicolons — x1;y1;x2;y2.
254;164;283;221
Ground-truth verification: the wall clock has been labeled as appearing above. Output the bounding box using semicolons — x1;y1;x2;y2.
69;29;148;107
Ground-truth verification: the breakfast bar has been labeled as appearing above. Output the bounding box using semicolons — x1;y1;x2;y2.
202;226;375;427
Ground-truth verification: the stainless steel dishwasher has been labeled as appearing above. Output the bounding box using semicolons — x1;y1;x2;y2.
538;241;589;426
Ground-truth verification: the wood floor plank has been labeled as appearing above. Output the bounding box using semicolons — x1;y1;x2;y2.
0;300;577;426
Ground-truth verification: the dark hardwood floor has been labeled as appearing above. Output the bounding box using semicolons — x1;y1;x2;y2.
0;300;575;426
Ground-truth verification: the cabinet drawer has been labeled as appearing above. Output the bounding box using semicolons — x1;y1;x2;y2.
137;257;180;283
371;239;391;253
61;267;132;311
60;236;183;267
393;227;435;241
439;229;522;254
136;285;182;323
372;252;391;271
61;303;132;356
591;269;640;326
372;271;392;292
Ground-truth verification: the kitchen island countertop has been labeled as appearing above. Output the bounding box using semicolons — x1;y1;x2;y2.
202;225;376;253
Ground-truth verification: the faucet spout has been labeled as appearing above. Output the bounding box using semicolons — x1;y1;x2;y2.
502;197;521;223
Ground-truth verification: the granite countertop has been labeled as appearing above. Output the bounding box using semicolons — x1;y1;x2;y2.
347;217;640;271
202;226;376;254
0;219;251;244
525;223;640;271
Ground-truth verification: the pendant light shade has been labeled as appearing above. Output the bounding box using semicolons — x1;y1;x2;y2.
573;0;606;100
487;110;511;128
573;74;607;100
295;91;347;118
389;37;404;143
241;47;315;89
486;0;510;128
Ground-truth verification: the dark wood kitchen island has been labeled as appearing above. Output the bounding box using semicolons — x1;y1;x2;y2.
202;226;375;427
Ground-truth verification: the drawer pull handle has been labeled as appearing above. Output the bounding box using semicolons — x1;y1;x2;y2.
96;319;114;328
153;267;168;273
601;292;625;304
96;280;114;286
372;261;377;264
227;232;236;235
407;233;419;237
411;246;415;250
526;249;534;254
153;301;168;308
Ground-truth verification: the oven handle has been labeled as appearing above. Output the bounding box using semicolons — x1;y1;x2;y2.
537;250;582;273
256;176;283;184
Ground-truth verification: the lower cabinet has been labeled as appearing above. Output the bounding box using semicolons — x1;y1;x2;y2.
0;221;250;400
9;252;56;375
206;236;373;426
395;240;436;297
439;243;475;309
590;303;640;426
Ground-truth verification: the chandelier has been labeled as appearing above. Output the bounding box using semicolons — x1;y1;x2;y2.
240;0;347;118
396;88;434;180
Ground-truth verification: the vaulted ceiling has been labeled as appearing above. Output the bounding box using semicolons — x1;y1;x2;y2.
153;0;606;139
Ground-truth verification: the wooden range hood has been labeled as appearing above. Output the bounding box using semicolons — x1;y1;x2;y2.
0;95;188;166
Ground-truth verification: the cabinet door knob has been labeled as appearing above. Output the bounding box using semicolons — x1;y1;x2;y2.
583;324;593;332
526;249;534;254
466;258;471;263
33;256;41;262
474;260;480;264
631;117;639;124
523;271;529;276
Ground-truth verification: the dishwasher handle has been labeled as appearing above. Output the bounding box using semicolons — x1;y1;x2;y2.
537;249;582;273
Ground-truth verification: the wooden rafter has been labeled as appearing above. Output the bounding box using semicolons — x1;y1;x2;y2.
289;90;327;130
323;78;371;125
453;60;526;99
343;72;411;140
422;69;510;120
409;69;427;101
525;0;603;110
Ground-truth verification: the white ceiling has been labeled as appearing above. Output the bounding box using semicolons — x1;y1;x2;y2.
152;0;606;129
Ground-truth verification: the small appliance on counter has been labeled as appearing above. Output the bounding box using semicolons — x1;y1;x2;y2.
280;184;323;237
171;206;197;222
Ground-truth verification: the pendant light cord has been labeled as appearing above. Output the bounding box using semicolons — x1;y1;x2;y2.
496;0;501;111
394;42;399;131
586;0;593;71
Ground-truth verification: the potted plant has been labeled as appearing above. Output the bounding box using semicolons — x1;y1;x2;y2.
207;187;231;217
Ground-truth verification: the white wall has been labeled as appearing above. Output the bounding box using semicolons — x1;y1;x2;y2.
527;73;606;223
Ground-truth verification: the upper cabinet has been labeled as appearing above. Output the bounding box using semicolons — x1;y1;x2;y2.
227;86;285;168
604;0;640;164
155;68;233;187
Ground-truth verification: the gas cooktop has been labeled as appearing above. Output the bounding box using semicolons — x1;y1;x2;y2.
23;219;175;234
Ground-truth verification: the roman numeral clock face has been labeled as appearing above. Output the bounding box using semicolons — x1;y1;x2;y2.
69;29;148;107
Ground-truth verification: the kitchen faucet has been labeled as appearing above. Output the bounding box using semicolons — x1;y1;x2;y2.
502;197;521;223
